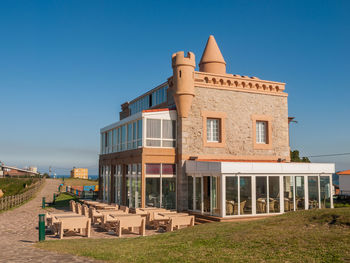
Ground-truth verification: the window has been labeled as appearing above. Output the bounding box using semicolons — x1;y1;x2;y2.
146;119;161;146
145;163;176;209
146;118;176;147
207;118;220;142
256;121;267;144
202;111;226;147
252;115;272;150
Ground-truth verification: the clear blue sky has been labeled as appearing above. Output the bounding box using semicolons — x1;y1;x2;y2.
0;0;349;175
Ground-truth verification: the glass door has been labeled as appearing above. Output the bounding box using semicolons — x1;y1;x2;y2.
194;177;202;212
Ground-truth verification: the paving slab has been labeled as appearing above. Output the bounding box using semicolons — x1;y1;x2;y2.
0;179;100;263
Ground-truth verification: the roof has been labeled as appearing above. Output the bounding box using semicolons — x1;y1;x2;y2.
199;35;226;66
337;169;350;175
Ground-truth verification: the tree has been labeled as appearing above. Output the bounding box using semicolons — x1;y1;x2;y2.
290;150;310;163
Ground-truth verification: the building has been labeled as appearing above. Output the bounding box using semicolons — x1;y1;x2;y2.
337;170;350;195
0;163;39;177
99;35;334;218
71;168;88;179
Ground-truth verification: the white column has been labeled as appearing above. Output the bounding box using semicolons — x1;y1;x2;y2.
280;175;284;213
304;175;309;210
237;175;241;216
293;176;296;212
252;175;256;215
330;175;334;209
267;176;270;214
220;174;226;218
318;174;321;209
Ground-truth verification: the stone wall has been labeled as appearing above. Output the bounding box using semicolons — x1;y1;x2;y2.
180;86;290;160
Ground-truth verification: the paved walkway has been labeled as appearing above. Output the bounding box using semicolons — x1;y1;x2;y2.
0;179;100;263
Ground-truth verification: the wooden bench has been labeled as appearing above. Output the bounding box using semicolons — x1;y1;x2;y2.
111;215;145;237
119;205;129;213
57;216;91;239
69;200;76;213
165;215;194;232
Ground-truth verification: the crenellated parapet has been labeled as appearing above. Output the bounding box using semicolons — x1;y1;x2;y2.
194;71;287;96
170;51;196;118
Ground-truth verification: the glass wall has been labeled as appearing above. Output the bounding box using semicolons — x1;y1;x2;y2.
195;177;202;211
146;178;160;207
295;176;305;210
211;177;220;215
308;176;319;209
162;178;176;209
283;176;294;212
320;176;331;208
146;119;176;147
126;165;130;207
226;177;238;215
240;177;252;215
114;165;122;204
269;176;280;213
256;176;267;214
145;163;176;209
101;119;143;154
129;85;168;115
188;176;193;210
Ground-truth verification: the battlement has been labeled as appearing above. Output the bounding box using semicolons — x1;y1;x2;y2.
172;51;196;68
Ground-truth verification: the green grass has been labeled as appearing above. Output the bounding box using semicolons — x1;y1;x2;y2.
62;178;98;187
36;207;350;262
0;178;38;196
49;193;78;209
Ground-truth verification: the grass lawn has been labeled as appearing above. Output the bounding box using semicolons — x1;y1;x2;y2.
49;192;78;209
62;178;98;187
0;178;38;196
36;207;350;262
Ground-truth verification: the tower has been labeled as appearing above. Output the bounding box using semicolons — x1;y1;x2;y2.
171;51;196;118
199;35;226;74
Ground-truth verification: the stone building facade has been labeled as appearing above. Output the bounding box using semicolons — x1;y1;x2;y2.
99;35;334;217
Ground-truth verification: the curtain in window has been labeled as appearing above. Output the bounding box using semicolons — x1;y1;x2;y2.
147;119;161;138
162;120;176;139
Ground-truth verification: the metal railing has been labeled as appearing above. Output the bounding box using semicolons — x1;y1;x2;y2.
65;186;98;200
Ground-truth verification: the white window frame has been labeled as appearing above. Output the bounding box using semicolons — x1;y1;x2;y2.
207;118;220;143
256;121;267;144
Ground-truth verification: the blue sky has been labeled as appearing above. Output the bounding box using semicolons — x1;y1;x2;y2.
0;0;349;175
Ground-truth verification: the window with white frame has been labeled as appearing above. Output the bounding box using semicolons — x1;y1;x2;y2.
256;121;267;144
207;118;220;142
146;118;176;147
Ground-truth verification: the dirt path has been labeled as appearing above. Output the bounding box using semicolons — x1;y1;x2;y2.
0;179;100;262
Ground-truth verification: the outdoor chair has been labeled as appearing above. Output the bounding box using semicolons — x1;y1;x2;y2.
256;198;266;213
233;200;247;215
165;215;195;232
269;199;277;212
226;201;234;215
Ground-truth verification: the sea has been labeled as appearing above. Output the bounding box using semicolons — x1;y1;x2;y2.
54;175;98;180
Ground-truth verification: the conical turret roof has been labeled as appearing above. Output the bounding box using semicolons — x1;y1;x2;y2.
199;35;226;71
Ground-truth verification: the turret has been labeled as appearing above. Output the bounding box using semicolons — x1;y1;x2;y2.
199;35;226;74
171;51;196;118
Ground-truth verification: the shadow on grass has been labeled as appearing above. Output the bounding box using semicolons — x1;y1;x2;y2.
47;193;79;211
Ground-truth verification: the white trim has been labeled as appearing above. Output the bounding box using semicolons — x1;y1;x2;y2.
186;161;335;175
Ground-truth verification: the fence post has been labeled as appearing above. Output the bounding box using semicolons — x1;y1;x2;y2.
42;197;46;208
38;214;45;241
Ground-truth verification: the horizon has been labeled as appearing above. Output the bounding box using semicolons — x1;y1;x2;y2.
1;0;349;174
